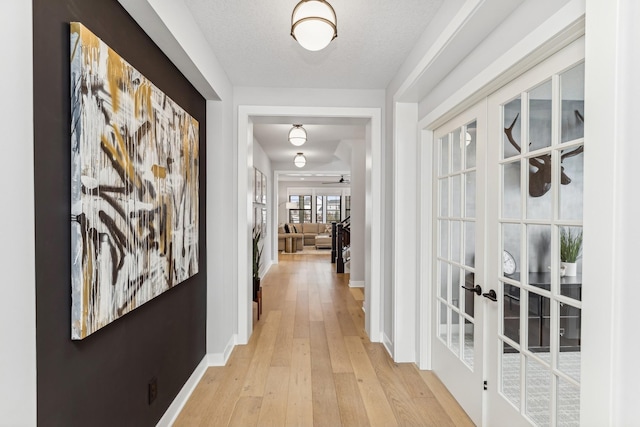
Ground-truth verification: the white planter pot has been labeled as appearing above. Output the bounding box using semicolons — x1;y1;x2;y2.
561;262;577;277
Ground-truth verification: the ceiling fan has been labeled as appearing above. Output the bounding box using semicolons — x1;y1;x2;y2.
321;175;350;184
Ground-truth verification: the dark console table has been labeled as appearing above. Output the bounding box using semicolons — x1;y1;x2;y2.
504;272;581;352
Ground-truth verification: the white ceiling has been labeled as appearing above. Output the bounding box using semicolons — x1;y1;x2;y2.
183;0;444;89
182;0;444;176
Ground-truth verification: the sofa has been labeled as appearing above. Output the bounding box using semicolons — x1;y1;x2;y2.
278;222;332;251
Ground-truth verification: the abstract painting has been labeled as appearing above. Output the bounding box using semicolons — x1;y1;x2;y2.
70;23;199;339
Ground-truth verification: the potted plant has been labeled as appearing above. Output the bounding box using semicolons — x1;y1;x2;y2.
252;226;263;301
560;227;582;277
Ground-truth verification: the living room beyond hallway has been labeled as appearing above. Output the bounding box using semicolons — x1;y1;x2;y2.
174;255;473;426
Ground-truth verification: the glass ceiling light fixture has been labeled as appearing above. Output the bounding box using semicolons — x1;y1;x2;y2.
294;152;306;168
288;124;307;146
291;0;337;52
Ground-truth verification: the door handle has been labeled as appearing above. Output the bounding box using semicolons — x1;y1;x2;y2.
482;289;497;302
461;284;482;296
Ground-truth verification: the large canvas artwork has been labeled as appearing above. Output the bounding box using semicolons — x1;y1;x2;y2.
70;23;199;339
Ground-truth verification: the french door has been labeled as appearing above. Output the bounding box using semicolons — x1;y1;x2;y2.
431;37;585;427
432;102;487;425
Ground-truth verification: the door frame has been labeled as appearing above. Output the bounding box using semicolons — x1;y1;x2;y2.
237;105;383;345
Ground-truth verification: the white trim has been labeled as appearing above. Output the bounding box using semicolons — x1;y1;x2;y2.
237;111;253;344
238;106;383;344
156;356;209;427
395;0;489;100
419;0;585;130
417;128;434;370
156;336;236;426
208;334;238;367
259;260;272;281
349;280;365;288
581;0;622;424
382;333;394;358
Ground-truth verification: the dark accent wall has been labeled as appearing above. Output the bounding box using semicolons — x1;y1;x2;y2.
33;0;207;425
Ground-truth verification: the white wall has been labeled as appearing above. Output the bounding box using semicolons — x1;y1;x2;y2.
349;140;366;286
253;139;273;275
0;2;37;424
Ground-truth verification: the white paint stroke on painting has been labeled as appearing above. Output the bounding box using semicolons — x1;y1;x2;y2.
70;22;199;339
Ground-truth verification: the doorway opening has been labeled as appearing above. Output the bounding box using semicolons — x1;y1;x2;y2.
237;105;383;346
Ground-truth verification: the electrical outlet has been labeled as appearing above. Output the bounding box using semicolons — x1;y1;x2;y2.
148;377;158;404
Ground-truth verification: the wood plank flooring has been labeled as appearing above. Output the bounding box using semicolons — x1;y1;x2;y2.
175;253;474;426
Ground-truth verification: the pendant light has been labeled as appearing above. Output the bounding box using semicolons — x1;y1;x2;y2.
291;0;337;52
294;153;306;168
288;124;307;146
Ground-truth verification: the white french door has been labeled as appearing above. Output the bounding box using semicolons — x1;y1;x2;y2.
432;102;487;426
431;37;585;427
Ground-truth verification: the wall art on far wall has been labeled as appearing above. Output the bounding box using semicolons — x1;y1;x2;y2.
70;22;199;340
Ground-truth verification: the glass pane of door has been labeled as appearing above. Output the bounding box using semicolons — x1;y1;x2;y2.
494;58;584;427
432;108;485;425
436;121;478;367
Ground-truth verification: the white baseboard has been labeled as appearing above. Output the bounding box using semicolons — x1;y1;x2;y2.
208;334;237;366
157;335;237;426
259;260;273;280
382;333;394;358
156;355;208;427
349;280;365;288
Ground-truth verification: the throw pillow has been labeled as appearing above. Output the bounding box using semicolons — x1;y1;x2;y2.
292;224;298;233
325;224;332;234
284;224;290;233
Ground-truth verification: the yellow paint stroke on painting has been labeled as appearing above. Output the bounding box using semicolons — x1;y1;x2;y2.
151;164;167;179
101;125;143;192
134;82;153;120
82;239;94;339
107;48;124;113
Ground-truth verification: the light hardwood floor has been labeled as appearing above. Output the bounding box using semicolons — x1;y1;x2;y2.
175;253;474;426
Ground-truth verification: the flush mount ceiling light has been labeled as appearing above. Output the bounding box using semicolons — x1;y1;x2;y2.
294;152;306;168
291;0;337;52
288;124;307;146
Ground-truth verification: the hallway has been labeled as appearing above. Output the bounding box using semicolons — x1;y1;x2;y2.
175;254;474;426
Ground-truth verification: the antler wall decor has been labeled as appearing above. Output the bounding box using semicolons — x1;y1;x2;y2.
504;110;584;197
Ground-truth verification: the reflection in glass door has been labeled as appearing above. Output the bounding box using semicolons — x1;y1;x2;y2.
494;60;584;427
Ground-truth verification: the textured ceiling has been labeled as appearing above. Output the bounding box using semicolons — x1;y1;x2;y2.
183;0;444;89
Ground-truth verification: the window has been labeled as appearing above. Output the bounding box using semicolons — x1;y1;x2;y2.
344;195;351;219
316;196;323;222
288;195;311;223
314;195;343;222
326;195;341;222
